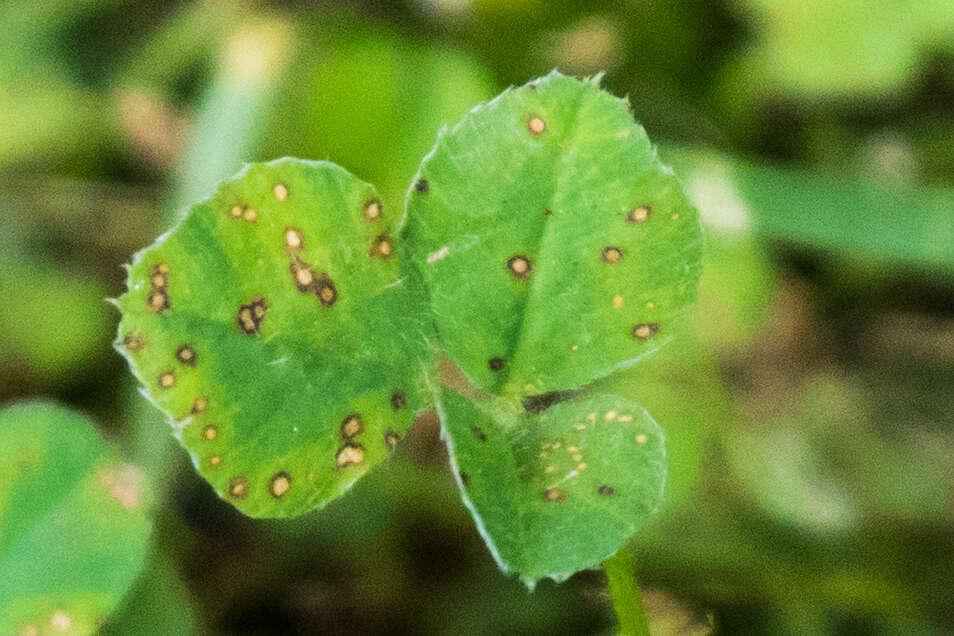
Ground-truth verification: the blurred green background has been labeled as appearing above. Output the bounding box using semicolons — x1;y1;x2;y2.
2;0;954;634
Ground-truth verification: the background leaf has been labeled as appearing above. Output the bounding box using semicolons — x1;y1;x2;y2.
403;71;703;399
0;401;152;635
116;158;434;518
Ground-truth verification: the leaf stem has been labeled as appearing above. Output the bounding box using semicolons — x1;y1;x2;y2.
602;545;651;636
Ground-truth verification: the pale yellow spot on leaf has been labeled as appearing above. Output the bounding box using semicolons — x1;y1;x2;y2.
636;434;648;444
273;183;289;201
613;295;624;309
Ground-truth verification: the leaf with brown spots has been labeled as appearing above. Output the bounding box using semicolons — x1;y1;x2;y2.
438;389;665;586
0;402;153;632
116;159;434;518
403;71;702;398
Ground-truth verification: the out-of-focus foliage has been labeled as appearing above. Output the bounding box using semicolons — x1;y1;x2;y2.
0;402;153;635
2;0;954;633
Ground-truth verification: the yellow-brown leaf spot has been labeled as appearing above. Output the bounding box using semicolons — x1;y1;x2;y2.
506;254;533;280
237;295;267;335
612;295;624;309
229;205;243;219
209;456;221;468
631;322;660;341
149;263;169;287
598;484;615;496
542;488;567;502
228;476;249;498
577;463;587;470
290;261;316;292
384;429;401;451
626;205;652;224
269;471;291;498
601;246;623;264
175;344;197;366
340;413;364;439
527;115;547;136
191;396;209;415
371;234;393;259
243;207;257;223
390;391;407;410
363;198;382;221
572;453;583;462
146;289;169;314
284;227;303;251
201;424;218;441
335;443;365;468
273;183;289;201
605;410;617;421
636;434;648;444
50;611;72;632
122;333;145;352
545;465;556;474
618;414;633;423
157;370;176;389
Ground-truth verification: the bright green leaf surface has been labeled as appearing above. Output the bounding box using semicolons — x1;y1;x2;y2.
403;71;702;399
438;389;665;585
0;402;152;635
116;159;433;518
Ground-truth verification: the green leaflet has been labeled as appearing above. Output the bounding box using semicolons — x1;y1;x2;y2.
403;71;702;399
116;159;433;518
438;389;665;586
0;402;153;634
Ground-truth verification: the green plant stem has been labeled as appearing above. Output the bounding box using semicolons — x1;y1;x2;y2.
602;546;651;636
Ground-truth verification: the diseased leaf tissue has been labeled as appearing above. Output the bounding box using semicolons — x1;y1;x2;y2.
116;71;702;583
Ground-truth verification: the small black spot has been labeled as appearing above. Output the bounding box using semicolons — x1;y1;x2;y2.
390;392;407;410
340;413;365;439
488;357;505;372
315;274;338;307
600;246;624;264
460;472;470;486
415;179;429;193
543;208;553;216
384;429;401;451
228;476;249;499
506;254;533;280
598;485;615;497
175;344;197;366
471;426;487;442
522;389;583;414
631;322;660;341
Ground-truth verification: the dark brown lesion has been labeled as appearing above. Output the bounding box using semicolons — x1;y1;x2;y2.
542;488;567;502
175;344;197;366
315;274;338;307
471;426;487;442
631;322;660;341
228;476;249;499
415;179;429;193
340;413;364;439
384;429;401;451
459;472;471;486
390;392;407;410
600;246;624;264
146;289;169;314
370;234;393;259
597;484;615;496
148;263;169;288
191;396;209;415
506;254;533;280
122;333;145;352
237;295;268;336
488;357;505;372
